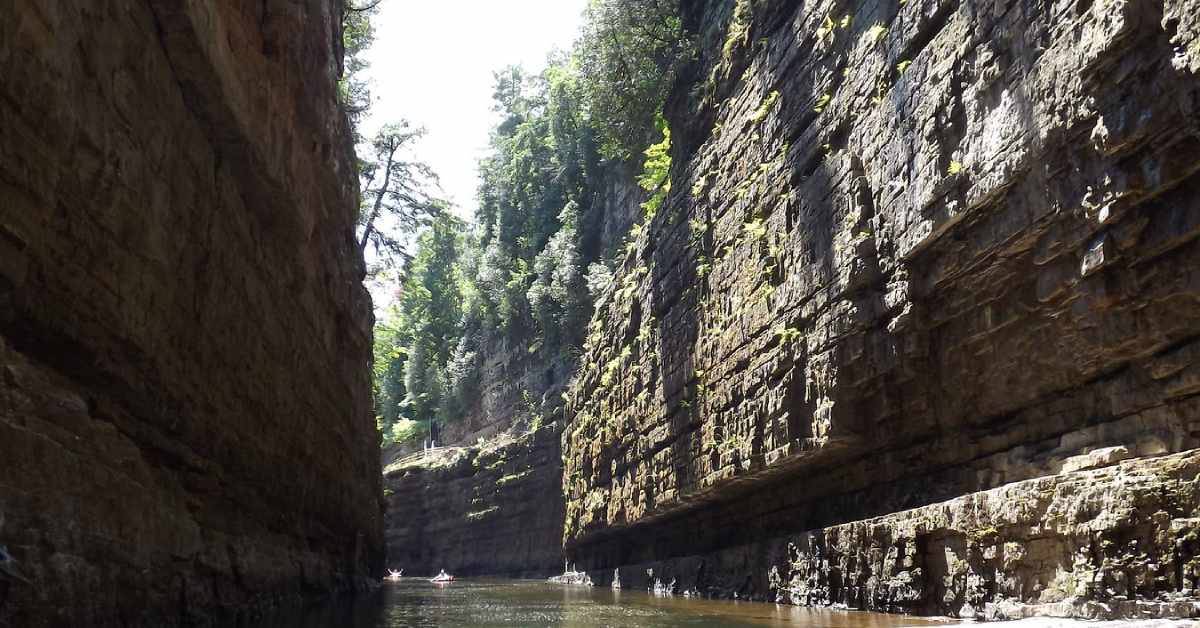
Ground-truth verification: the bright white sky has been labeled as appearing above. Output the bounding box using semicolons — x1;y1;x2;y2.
359;0;590;219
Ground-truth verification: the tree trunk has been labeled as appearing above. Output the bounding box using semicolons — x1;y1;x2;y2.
358;141;398;255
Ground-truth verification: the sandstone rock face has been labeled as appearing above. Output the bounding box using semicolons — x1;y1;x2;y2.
0;1;379;626
562;0;1200;619
383;425;564;576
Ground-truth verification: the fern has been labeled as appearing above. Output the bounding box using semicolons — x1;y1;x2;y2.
638;117;672;219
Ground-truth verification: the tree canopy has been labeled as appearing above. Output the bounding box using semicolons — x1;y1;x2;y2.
357;122;442;273
577;0;688;161
340;1;379;139
370;0;691;444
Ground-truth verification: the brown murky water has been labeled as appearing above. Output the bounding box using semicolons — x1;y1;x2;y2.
259;578;961;627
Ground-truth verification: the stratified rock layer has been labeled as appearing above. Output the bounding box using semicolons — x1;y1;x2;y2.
0;1;379;626
595;451;1200;620
562;0;1200;619
383;425;564;576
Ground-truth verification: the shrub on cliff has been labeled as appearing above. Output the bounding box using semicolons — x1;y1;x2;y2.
638;116;672;219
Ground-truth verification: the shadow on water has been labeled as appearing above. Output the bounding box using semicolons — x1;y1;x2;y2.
250;579;958;627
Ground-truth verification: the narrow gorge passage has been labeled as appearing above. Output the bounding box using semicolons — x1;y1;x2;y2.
2;0;1200;627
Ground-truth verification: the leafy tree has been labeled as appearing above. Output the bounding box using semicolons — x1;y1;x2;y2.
475;66;563;334
397;214;465;434
357;122;443;273
527;202;590;350
577;0;689;162
386;418;425;445
463;1;689;348
370;214;467;444
340;1;381;137
372;307;410;431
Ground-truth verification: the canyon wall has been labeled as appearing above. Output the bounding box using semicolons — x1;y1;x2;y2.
0;1;380;626
562;0;1200;620
383;425;564;576
381;167;643;576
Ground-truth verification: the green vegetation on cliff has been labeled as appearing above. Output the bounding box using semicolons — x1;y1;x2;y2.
373;214;466;442
577;0;689;162
371;0;690;443
339;2;378;138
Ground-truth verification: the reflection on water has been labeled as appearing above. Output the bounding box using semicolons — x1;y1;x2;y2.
254;579;959;628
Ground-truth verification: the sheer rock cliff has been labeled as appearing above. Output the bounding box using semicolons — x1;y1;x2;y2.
561;0;1200;620
383;425;565;577
0;1;379;625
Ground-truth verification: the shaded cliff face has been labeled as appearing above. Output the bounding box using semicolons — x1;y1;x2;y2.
562;0;1200;619
0;1;379;625
383;425;564;576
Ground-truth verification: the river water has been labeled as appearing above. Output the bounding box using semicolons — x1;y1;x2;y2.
261;579;959;628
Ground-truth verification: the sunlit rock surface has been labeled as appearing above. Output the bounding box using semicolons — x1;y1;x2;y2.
0;1;379;625
561;0;1200;620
